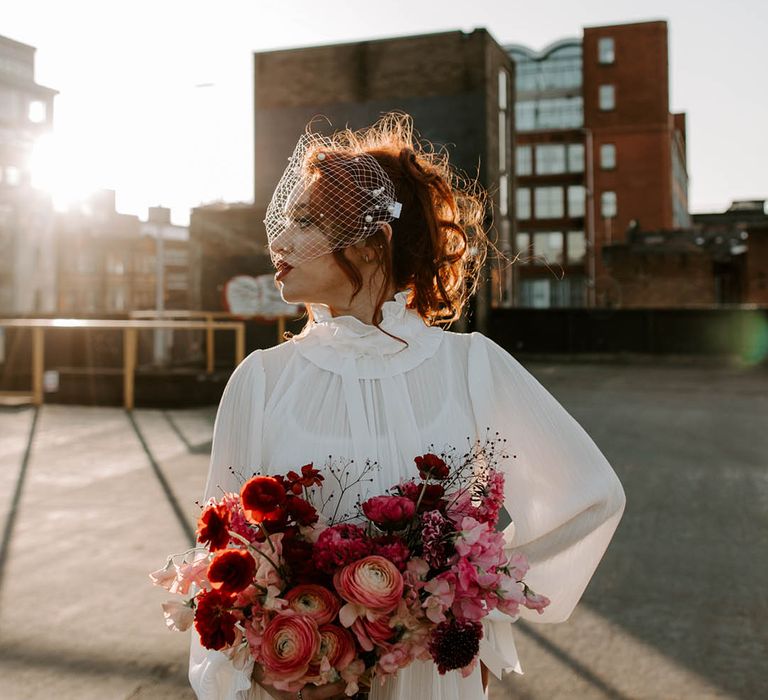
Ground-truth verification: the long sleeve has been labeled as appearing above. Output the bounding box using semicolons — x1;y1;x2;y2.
468;334;626;673
189;351;266;700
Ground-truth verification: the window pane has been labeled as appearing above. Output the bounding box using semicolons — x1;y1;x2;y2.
567;231;586;264
515;145;532;175
534;187;564;218
498;69;508;110
567;186;586;218
28;100;47;123
516;188;531;219
5;165;20;185
498;111;507;171
535;145;566;175
567;144;585;173
515;101;536;130
533;231;564;264
499;174;509;216
601;191;617;217
600;143;616;169
598;37;615;64
599;84;615;111
516;232;531;262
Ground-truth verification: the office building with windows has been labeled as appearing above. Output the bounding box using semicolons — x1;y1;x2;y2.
0;34;57;313
251;30;515;326
507;20;689;307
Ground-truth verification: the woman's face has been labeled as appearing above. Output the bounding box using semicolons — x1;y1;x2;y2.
269;181;356;307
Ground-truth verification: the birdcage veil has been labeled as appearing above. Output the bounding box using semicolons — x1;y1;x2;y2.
264;131;402;266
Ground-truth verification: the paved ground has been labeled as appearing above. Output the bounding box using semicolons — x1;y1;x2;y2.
0;361;765;700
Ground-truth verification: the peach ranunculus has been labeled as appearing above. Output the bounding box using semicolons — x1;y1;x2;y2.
284;584;341;626
309;624;357;677
260;613;321;690
334;555;404;627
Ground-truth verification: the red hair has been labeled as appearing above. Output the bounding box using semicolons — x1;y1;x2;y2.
302;113;487;327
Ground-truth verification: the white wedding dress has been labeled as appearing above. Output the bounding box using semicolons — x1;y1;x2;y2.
188;291;626;700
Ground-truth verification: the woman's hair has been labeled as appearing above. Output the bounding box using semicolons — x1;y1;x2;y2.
301;112;488;326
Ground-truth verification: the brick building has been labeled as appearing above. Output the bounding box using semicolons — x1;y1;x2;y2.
55;192;191;314
0;34;57;314
508;20;689;307
252;29;515;326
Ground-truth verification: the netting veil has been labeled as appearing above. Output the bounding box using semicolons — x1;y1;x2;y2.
264;132;403;267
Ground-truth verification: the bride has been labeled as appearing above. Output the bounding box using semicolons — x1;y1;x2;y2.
188;114;626;700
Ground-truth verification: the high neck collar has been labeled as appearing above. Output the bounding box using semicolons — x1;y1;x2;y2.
294;290;444;379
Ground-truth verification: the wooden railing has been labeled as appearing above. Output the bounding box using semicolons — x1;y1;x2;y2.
0;318;246;410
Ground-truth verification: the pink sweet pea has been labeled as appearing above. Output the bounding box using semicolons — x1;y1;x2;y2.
161;599;195;631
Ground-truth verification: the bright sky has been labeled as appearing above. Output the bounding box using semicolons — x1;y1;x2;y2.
5;0;767;224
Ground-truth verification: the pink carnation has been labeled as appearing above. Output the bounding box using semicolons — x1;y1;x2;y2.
363;495;416;530
312;524;373;575
373;535;411;572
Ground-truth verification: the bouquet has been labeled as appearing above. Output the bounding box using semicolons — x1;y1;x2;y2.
151;435;550;696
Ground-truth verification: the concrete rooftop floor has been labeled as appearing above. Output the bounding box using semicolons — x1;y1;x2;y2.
0;360;765;700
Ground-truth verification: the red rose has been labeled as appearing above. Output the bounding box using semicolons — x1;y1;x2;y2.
362;495;416;531
415;453;450;480
398;481;446;513
286;496;319;526
207;548;256;595
240;476;286;523
194;589;237;650
196;502;231;551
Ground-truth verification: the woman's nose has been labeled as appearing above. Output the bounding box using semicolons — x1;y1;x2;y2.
269;229;293;255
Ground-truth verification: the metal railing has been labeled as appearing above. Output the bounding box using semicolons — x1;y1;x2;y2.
0;318;246;410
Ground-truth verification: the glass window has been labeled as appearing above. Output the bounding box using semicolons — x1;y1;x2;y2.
515;145;532;176
534;187;564;219
598;37;615;64
28;100;46;123
601;191;617;218
599;84;615;111
498;69;509;110
515;101;536;131
499;174;509;216
498;111;507;172
516;188;531;220
533;232;564;264
567;231;586;264
535;145;566;175
567;144;585;173
516;232;531;262
600;143;616;169
567;186;586;218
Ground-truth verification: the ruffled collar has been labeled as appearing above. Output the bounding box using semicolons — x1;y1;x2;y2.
292;291;444;378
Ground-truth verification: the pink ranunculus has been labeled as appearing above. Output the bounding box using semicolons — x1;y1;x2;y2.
260;613;320;688
161;599;195;631
284;584;341;626
334;556;404;626
362;495;416;531
310;624;357;674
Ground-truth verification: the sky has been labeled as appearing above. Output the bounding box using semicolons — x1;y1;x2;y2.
4;0;767;224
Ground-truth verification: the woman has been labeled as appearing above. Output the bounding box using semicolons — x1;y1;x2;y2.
189;114;626;700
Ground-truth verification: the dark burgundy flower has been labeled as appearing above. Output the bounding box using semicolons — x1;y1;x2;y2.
428;618;483;674
194;589;237;650
398;481;446;513
240;476;286;523
196;502;231;551
286;496;319;526
421;510;453;569
282;534;317;581
415;453;450;480
207;548;257;595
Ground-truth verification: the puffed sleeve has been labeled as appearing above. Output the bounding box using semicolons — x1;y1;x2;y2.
189;351;266;700
467;333;626;676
